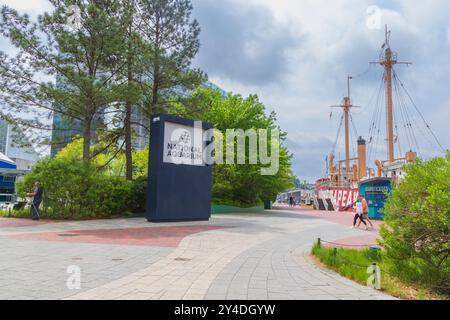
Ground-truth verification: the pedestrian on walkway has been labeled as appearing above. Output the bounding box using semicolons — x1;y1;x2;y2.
289;196;294;207
352;195;369;230
27;181;43;221
357;194;374;230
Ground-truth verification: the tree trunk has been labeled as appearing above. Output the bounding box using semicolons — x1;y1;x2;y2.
125;98;133;180
151;75;159;112
151;13;161;114
83;120;92;161
124;8;134;181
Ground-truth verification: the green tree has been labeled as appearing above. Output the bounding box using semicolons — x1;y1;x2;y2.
56;136;148;179
113;0;147;180
0;1;127;161
173;88;295;207
379;154;450;291
136;0;205;117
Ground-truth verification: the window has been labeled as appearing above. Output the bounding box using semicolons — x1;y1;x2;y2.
3;176;16;183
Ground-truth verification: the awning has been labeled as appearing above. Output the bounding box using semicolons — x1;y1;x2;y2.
0;152;15;165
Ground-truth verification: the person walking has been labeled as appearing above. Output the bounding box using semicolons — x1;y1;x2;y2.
352;195;369;230
289;196;294;207
27;181;43;221
357;194;374;230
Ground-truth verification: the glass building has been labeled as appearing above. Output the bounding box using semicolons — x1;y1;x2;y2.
51;81;226;154
50;113;82;157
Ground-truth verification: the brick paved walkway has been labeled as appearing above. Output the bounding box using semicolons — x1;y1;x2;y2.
273;205;382;247
0;209;394;300
0;217;58;228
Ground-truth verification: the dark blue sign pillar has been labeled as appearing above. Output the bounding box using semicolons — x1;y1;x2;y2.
146;114;213;222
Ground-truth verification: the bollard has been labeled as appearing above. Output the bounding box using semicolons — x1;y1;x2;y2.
367;262;380;289
372;262;377;289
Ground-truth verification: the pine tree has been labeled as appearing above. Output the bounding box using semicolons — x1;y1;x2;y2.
0;1;126;161
115;0;206;179
136;0;205;117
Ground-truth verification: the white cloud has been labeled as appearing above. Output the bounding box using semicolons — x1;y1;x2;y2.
0;0;51;13
198;0;450;181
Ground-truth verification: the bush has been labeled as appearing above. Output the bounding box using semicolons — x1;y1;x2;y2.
173;88;295;207
129;176;148;213
16;157;134;219
379;154;450;292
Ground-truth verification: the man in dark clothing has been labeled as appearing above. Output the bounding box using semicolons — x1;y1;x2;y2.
289;196;294;207
27;181;43;221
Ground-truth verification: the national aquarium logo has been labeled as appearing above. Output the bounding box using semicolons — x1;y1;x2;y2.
178;130;191;145
163;120;281;175
164;125;203;165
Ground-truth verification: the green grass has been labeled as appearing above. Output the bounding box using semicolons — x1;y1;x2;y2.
311;243;381;284
311;242;449;300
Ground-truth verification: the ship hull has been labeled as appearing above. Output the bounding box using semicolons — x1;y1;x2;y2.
329;188;359;210
314;179;358;211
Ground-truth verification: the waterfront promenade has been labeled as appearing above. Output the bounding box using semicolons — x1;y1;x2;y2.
0;208;393;300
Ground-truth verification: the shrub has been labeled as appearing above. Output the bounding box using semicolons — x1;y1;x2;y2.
173;88;295;207
129;176;148;213
379;154;450;292
16;157;134;219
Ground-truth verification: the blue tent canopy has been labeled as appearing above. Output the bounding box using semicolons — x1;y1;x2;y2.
0;153;17;170
0;153;18;203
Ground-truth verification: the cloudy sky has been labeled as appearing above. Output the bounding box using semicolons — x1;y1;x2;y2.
1;0;449;182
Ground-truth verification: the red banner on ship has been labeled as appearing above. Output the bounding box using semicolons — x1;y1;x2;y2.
330;188;359;210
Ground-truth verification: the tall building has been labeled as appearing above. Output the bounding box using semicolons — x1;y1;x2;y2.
51;81;227;153
0;120;39;171
50;112;82;157
203;81;227;97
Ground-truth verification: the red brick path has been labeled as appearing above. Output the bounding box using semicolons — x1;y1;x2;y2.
2;225;226;247
0;217;57;228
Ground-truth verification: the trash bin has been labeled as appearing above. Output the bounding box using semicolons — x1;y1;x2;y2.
368;245;381;260
264;200;272;210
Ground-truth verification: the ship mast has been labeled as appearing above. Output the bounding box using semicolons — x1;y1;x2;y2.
371;25;411;163
344;78;351;177
331;76;359;179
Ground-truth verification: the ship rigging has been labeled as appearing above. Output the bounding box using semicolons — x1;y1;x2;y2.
317;25;445;211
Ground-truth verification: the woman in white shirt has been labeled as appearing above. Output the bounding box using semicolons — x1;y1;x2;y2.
352;196;369;230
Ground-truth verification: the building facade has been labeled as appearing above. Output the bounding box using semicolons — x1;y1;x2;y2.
0;120;39;171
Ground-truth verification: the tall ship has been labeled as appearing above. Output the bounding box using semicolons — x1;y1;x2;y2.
315;26;445;213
